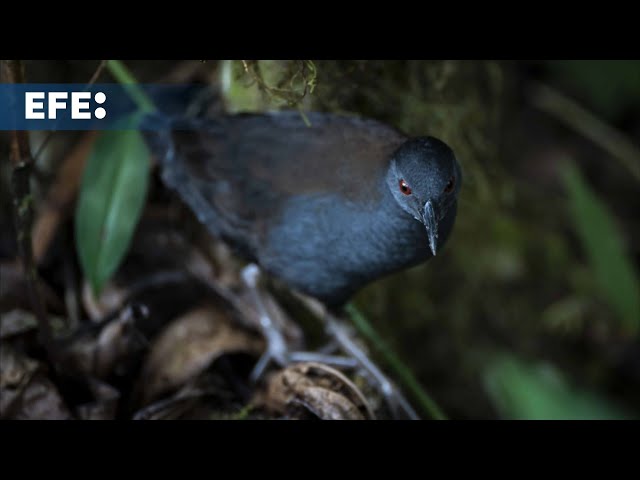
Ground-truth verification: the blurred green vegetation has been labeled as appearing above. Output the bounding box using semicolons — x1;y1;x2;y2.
75;61;157;295
484;354;633;419
219;59;640;419
561;162;639;334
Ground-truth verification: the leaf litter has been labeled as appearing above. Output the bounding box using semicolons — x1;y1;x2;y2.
1;188;387;419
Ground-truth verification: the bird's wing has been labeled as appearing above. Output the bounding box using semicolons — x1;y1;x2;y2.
143;111;407;251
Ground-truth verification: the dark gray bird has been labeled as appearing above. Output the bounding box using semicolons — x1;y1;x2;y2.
142;111;462;308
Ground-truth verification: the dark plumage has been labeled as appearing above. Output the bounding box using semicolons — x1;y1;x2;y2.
142;111;462;307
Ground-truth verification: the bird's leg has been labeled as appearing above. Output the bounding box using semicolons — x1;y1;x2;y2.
241;264;289;382
241;264;364;378
241;264;419;418
291;292;419;420
323;315;419;420
241;263;409;411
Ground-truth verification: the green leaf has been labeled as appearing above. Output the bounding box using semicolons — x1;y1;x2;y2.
75;125;150;294
561;162;640;335
484;354;634;420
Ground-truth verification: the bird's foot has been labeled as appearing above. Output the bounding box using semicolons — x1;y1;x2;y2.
242;264;360;382
291;292;420;420
241;265;419;420
324;316;419;420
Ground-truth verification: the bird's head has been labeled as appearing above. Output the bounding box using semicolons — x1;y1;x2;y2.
385;136;462;256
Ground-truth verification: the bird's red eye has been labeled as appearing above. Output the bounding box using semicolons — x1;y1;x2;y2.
444;176;455;194
399;179;412;195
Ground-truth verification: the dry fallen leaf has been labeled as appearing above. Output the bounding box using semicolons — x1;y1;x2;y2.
137;303;264;405
0;308;68;340
60;304;147;378
0;309;38;339
76;378;121;420
14;375;75;420
261;362;375;420
0;343;72;419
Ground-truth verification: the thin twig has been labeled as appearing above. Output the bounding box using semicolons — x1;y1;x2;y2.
1;60;54;354
529;81;640;183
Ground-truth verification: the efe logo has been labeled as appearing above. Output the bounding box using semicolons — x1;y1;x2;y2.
25;91;107;120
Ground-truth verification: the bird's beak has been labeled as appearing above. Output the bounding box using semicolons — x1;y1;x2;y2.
423;200;438;256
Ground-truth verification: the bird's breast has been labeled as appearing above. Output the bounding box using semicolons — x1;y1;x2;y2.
256;190;433;304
